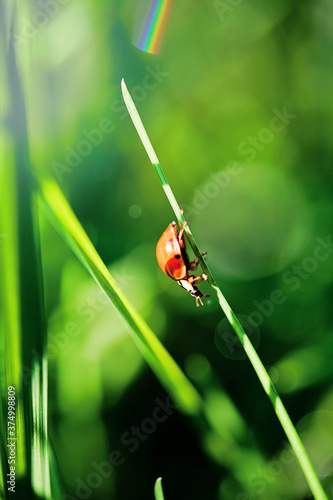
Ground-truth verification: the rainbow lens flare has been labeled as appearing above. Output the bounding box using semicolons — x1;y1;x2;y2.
132;0;172;55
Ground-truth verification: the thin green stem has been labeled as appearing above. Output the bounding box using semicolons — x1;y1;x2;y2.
121;78;327;500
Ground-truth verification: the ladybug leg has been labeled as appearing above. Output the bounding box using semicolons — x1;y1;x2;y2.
195;294;210;307
188;273;208;285
188;252;208;271
195;297;203;307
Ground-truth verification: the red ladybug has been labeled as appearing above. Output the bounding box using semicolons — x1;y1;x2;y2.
156;221;210;306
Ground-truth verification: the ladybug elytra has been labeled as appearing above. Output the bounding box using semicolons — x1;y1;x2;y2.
156;221;210;306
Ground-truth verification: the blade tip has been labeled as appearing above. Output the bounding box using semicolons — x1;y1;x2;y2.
121;78;127;94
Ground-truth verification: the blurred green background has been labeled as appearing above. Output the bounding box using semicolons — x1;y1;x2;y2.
1;0;333;498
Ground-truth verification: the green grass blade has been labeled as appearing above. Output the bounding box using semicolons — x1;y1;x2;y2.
0;16;56;497
35;174;264;496
0;80;51;500
121;79;183;221
0;139;26;499
121;79;327;500
36;173;201;417
154;477;165;500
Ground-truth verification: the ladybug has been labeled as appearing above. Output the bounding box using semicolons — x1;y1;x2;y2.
156;221;210;306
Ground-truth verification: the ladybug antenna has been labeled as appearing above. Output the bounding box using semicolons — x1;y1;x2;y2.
178;220;188;240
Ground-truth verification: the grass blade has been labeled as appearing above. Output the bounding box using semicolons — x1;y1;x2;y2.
121;78;327;500
0;34;51;499
35;174;269;496
121;79;182;220
154;477;165;500
36;174;201;417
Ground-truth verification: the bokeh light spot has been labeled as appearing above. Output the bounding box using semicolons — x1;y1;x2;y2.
267;366;280;384
129;205;142;218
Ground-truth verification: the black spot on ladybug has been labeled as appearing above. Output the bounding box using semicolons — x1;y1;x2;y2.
175;254;181;259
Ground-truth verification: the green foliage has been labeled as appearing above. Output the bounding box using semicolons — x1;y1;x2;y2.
1;1;333;500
